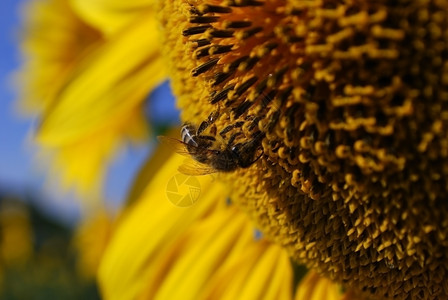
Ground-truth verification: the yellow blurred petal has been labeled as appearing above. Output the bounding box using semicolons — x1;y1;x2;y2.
98;151;221;300
239;246;291;300
73;209;114;279
22;4;167;194
37;11;165;146
125;128;181;207
17;0;102;114
0;201;33;267
71;0;156;36
259;247;293;300
137;207;294;300
39;107;148;196
18;0;166;196
151;209;249;300
295;271;343;300
201;242;293;300
198;239;264;300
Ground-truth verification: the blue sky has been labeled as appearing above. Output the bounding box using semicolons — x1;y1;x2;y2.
1;0;30;188
0;0;179;224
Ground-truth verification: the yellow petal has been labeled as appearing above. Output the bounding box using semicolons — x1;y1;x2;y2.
26;5;166;195
98;150;221;300
149;208;250;300
73;209;114;279
70;0;156;36
37;11;165;146
295;271;343;300
17;0;102;114
200;242;293;300
0;201;33;267
125;129;181;207
38;107;148;197
18;0;167;196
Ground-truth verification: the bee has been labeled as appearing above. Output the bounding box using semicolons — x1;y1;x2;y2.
159;84;286;175
158;114;265;175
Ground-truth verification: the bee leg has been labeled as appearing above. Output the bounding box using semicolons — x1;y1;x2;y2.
239;146;264;168
197;120;210;136
231;141;264;168
193;135;215;148
246;150;264;167
266;110;280;133
247;115;260;132
219;124;234;138
197;135;216;144
219;121;244;138
210;124;217;136
236;131;266;168
227;132;243;147
197;109;220;135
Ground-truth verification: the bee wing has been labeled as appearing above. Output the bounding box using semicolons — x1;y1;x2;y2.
158;135;219;157
159;136;218;175
178;158;217;176
157;136;193;157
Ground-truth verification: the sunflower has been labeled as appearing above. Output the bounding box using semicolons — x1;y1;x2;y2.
18;0;448;299
159;1;448;299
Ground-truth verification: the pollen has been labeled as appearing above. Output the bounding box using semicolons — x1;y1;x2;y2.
159;1;448;299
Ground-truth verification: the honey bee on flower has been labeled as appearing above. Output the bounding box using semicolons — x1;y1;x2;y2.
159;109;266;175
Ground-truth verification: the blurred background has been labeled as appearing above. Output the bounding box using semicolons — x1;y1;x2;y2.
0;0;179;298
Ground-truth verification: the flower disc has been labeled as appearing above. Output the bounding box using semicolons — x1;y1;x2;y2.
160;1;448;298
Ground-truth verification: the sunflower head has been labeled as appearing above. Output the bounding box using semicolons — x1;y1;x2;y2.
160;0;448;299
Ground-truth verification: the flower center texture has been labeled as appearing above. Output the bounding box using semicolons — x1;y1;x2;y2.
160;1;448;299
